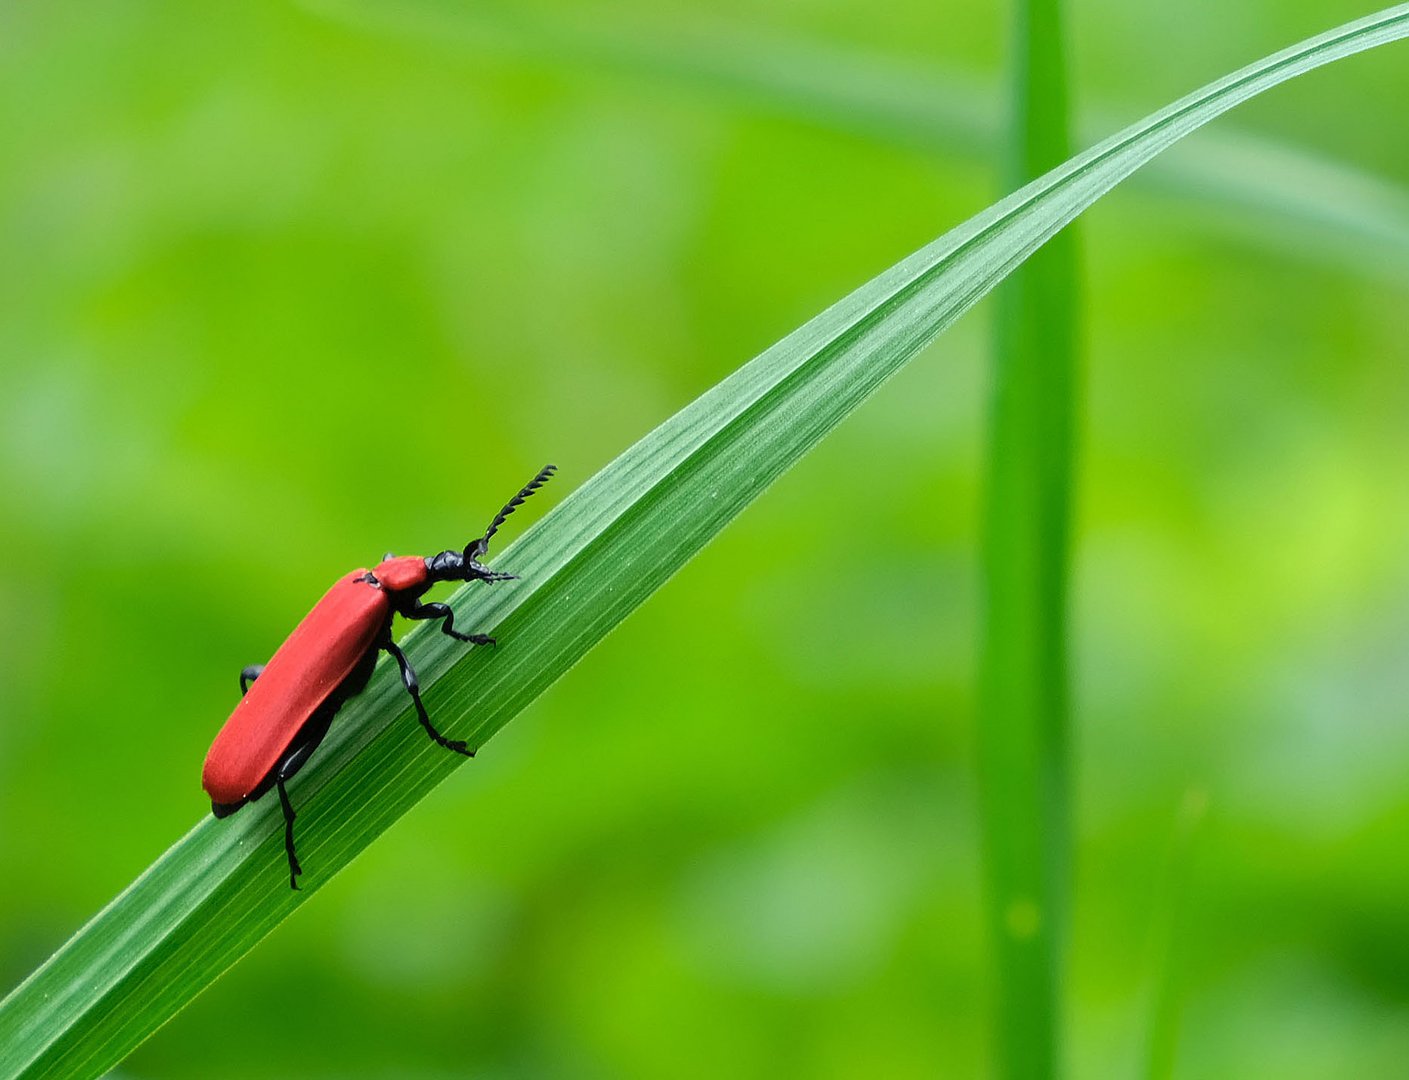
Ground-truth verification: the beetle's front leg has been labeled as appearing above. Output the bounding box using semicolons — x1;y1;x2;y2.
382;638;476;757
403;600;495;646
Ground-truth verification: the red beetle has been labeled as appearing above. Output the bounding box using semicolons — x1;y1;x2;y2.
202;465;555;888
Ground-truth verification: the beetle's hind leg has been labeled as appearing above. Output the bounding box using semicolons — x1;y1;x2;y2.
266;706;335;891
275;775;302;890
240;664;266;696
382;638;476;757
404;600;495;646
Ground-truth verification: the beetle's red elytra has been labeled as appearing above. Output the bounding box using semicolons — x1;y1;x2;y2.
201;464;556;889
202;570;386;807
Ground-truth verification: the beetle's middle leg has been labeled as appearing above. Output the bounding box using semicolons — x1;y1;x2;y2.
240;664;266;696
382;638;476;757
403;600;495;646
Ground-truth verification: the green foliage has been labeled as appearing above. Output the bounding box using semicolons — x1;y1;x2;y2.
2;6;1406;1078
5;4;1409;1079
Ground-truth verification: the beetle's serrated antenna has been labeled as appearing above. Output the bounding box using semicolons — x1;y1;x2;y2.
469;463;557;558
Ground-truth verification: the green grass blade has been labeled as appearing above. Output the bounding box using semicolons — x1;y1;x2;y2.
979;0;1078;1075
1143;789;1210;1080
4;6;1409;1077
310;0;1409;277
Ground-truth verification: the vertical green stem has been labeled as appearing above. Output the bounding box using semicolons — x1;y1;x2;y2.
1143;789;1209;1080
978;0;1078;1076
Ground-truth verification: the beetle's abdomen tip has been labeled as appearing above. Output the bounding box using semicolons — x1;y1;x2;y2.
210;799;242;819
202;756;248;810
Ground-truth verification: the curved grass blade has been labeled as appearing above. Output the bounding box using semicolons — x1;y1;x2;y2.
979;0;1079;1075
4;6;1409;1077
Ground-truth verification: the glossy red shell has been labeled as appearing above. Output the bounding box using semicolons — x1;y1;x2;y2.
372;555;429;593
202;571;391;806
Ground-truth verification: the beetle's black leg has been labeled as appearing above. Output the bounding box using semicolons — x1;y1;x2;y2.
404;600;495;646
382;638;476;757
259;699;339;890
275;775;302;890
240;664;266;696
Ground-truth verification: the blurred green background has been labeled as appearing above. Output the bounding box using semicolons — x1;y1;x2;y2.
3;1;1408;1076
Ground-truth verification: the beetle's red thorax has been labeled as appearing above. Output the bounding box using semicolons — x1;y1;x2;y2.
373;555;429;593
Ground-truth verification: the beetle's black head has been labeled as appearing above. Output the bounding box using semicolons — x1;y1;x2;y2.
425;464;557;585
424;547;516;584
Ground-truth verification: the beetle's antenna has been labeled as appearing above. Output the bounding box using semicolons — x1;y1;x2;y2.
468;464;557;559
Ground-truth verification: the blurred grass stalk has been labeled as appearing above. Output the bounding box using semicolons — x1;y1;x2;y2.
4;5;1409;1078
978;0;1077;1076
1143;788;1209;1080
317;0;1409;278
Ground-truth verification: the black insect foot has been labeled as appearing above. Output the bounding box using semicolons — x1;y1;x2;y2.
445;739;476;757
448;630;496;645
432;620;495;647
447;629;495;646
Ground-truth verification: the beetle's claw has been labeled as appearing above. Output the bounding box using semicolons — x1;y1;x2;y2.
451;632;496;647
